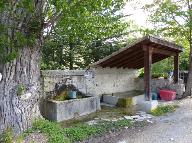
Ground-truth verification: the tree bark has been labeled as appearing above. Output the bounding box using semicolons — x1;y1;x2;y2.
0;0;44;135
0;42;42;135
183;0;192;97
183;40;192;97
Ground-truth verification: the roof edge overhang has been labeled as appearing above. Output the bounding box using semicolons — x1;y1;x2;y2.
90;35;184;68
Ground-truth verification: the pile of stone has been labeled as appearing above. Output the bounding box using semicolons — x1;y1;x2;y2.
86;111;154;126
124;111;154;123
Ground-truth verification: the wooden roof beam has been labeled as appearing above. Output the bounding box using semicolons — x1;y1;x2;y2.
100;47;135;67
115;53;144;68
143;46;177;56
108;50;143;68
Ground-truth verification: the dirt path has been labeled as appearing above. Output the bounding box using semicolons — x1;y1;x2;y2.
86;98;192;143
118;98;192;143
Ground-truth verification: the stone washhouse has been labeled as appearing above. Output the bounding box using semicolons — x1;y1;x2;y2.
41;36;185;121
90;36;184;112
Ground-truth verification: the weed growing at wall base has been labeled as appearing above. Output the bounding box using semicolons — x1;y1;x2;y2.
151;105;179;116
30;119;70;143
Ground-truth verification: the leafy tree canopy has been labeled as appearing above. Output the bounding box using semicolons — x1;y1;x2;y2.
0;0;127;64
142;0;192;72
41;0;135;70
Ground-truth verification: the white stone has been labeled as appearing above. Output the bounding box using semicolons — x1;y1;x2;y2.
130;115;140;119
112;118;119;122
0;73;2;81
124;116;133;120
136;111;147;115
118;141;127;143
135;118;145;122
146;119;153;123
137;100;158;113
86;120;98;125
20;93;32;100
170;138;174;141
101;118;111;122
124;126;128;129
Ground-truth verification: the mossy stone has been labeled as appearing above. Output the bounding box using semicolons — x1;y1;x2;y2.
117;97;133;108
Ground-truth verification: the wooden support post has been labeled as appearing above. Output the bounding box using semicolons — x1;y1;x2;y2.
144;46;152;101
174;53;179;83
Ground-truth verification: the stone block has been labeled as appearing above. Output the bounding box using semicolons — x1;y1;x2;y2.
41;96;101;122
102;94;118;105
138;100;158;113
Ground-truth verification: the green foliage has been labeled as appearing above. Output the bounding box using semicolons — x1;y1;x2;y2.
138;71;144;78
0;1;42;63
64;124;99;142
15;135;24;143
41;0;134;70
17;84;26;96
27;119;132;143
152;58;173;74
0;128;13;143
142;0;192;71
32;119;70;143
138;70;168;79
151;105;179;116
64;119;132;142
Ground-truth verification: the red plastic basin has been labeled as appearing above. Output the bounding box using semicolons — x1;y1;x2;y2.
159;90;176;101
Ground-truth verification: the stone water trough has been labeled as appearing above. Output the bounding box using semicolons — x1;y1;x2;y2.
41;96;101;122
102;90;145;107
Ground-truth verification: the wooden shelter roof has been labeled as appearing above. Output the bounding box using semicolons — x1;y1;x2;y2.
90;36;183;69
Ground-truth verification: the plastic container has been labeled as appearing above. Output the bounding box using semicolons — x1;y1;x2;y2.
68;91;77;99
159;90;176;101
152;92;158;100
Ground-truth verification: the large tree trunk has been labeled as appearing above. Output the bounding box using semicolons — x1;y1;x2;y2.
0;42;42;135
184;47;192;97
0;1;44;134
183;0;192;97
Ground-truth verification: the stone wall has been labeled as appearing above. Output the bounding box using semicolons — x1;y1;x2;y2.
134;78;185;98
41;70;86;94
86;67;138;96
41;69;185;98
41;68;138;96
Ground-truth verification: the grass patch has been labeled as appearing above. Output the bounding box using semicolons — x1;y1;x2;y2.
151;104;179;116
25;119;133;143
27;119;70;143
64;119;133;142
0;128;13;143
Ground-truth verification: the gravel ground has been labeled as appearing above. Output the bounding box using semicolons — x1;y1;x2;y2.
122;97;192;143
23;132;48;143
89;98;192;143
81;121;150;143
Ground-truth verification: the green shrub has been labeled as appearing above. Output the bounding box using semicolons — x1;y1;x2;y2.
138;72;144;78
32;119;70;143
151;105;179;116
0;128;13;143
64;124;98;142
